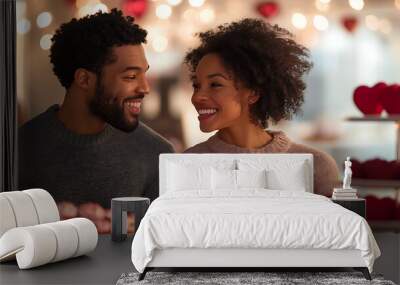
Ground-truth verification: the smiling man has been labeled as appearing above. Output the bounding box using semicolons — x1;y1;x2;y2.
18;9;174;207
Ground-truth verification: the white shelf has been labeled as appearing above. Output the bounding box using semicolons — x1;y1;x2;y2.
351;179;400;188
345;115;400;161
346;116;400;233
346;116;400;122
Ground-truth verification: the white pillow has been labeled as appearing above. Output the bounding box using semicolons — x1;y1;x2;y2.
212;168;236;190
266;167;307;191
236;169;267;189
167;163;212;191
211;169;268;190
238;159;308;191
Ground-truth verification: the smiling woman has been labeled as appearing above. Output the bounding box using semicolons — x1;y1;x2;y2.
184;18;339;197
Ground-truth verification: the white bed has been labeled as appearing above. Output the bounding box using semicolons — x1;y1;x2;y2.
131;154;380;280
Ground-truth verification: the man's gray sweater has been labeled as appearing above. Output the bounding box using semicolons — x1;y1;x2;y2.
18;105;174;207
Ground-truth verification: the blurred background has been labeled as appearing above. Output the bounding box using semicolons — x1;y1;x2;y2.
16;1;400;224
15;0;399;148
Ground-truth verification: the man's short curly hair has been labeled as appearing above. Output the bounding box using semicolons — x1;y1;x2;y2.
50;9;147;89
185;18;312;128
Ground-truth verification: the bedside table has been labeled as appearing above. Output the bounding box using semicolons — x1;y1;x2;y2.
111;197;150;242
331;198;366;218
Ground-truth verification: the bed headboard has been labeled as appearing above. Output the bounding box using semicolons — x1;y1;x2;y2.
159;153;313;195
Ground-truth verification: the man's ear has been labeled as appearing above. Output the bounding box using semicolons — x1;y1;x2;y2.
73;68;96;91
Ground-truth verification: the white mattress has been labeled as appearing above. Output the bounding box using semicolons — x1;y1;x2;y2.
131;190;380;273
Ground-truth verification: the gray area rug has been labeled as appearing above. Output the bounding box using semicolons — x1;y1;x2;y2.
116;272;396;285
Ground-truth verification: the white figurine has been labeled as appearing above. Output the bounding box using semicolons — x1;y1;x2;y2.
342;157;352;190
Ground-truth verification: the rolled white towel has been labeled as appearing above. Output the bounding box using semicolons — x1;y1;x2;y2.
0;226;57;268
0;218;98;269
42;221;79;263
0;191;39;227
0;189;60;239
65;218;98;257
23;189;60;224
0;196;17;237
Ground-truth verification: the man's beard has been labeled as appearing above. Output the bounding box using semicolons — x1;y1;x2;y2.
89;80;139;133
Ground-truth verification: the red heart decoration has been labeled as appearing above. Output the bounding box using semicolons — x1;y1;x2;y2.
350;159;364;178
366;195;396;220
256;1;280;19
396;161;400;179
381;84;400;115
388;160;400;179
372;81;388;92
342;16;358;33
123;0;148;19
363;158;398;180
353;84;384;115
395;204;400;220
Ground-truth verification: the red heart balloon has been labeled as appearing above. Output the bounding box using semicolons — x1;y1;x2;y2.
353;84;384;115
123;0;148;19
257;1;280;19
381;84;400;115
342;17;358;33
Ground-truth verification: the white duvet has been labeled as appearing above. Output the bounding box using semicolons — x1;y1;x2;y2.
131;190;380;273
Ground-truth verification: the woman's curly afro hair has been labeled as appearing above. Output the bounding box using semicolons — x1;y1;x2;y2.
50;9;147;89
185;18;312;128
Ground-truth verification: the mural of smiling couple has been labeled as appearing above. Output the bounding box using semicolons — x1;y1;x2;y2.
18;9;339;227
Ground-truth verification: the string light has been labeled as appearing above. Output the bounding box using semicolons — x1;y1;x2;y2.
365;15;379;31
167;0;182;6
152;36;169;52
36;12;52;28
292;13;307;30
182;8;196;21
199;7;215;24
78;1;108;18
92;3;108;13
188;0;205;8
349;0;364;11
40;34;52;50
156;4;172;19
313;15;329;31
315;0;330;12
